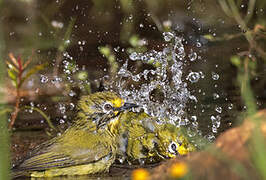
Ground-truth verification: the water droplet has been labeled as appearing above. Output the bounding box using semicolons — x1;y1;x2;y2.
212;125;218;133
68;90;76;97
28;108;33;113
212;72;219;80
215;106;222;113
163;32;174;42
59;119;65;124
69;103;75;110
213;93;219;99
40;75;48;83
188;50;197;61
129;52;139;61
191;115;197;121
199;71;205;78
211;115;221;133
196;42;202;47
187;72;200;83
228;103;233;110
58;103;66;114
206;134;216;141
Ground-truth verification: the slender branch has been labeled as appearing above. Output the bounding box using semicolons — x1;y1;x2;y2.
227;0;248;32
244;0;256;24
218;0;233;17
53;17;76;76
224;0;266;59
8;89;20;129
22;106;58;131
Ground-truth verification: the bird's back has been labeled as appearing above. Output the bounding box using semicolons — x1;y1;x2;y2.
12;126;117;177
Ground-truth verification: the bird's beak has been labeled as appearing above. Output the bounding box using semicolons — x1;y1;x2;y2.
115;103;138;111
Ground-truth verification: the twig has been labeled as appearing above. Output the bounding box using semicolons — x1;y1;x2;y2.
222;0;266;59
53;17;76;76
244;0;256;24
218;0;233;18
22;105;58;131
8;89;20;129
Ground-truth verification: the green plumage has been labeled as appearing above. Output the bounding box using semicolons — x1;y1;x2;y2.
116;111;195;164
12;92;124;178
12;91;195;178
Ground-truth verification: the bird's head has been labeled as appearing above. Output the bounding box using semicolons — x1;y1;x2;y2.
77;91;138;129
155;124;195;158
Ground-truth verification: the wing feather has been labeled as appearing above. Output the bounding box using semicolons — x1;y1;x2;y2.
14;129;113;171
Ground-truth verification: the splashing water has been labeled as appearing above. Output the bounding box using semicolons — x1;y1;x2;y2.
56;31;226;140
111;32;196;126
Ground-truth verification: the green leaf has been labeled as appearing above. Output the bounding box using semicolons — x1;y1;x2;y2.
230;56;241;67
7;69;17;81
129;35;139;47
99;46;111;57
7;69;18;87
203;34;215;40
6;61;19;73
58;17;76;52
19;63;48;87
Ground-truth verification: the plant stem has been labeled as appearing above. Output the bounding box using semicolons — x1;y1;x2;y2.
244;0;256;24
53;17;76;76
8;88;20;129
226;0;266;59
238;57;257;116
22;106;58;131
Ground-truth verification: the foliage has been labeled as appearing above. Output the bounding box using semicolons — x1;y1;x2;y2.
5;53;48;129
219;1;266;178
205;0;266;61
231;55;266;179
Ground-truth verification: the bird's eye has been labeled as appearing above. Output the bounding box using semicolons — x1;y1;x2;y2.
168;142;178;154
103;103;113;111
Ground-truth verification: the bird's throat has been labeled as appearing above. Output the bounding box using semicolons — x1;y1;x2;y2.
108;116;120;136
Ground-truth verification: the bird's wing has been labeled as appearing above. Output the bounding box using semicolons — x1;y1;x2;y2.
15;129;113;171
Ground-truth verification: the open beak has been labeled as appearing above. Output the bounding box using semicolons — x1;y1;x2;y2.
115;102;138;111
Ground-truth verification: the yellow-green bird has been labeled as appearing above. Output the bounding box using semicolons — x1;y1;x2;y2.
116;111;195;164
12;91;137;178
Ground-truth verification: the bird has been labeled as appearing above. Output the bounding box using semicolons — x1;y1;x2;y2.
115;111;195;164
12;91;137;178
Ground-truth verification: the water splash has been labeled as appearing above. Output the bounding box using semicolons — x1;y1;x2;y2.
112;32;196;126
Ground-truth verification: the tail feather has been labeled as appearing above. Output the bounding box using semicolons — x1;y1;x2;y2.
11;168;30;179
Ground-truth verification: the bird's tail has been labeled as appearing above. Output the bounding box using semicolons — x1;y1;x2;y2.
11;168;30;179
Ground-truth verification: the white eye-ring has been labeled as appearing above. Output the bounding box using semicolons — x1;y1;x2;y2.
168;142;178;154
103;103;113;113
